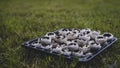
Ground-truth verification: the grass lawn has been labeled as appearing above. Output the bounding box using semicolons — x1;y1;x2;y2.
0;0;120;68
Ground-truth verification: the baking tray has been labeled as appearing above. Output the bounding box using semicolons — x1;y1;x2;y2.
22;36;117;62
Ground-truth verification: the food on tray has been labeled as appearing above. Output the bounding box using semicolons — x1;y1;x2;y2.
29;28;114;58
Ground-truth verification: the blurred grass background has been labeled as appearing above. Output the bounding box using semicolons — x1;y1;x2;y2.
0;0;120;68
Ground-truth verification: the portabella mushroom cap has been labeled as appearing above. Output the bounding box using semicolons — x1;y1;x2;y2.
40;36;52;45
89;43;101;50
52;46;63;53
67;43;79;51
76;38;87;46
89;30;101;39
95;35;107;44
103;33;113;40
45;32;56;39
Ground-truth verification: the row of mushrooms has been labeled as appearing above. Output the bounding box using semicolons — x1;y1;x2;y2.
31;28;114;57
